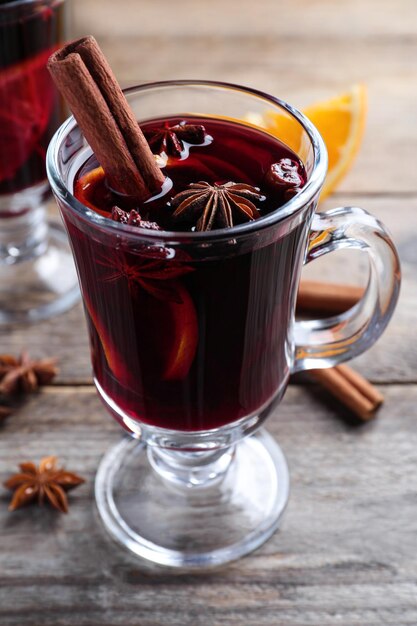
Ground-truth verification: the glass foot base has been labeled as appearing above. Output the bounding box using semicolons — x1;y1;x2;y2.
95;429;290;568
0;222;80;325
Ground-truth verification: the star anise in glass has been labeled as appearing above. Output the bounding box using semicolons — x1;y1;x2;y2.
4;456;85;513
0;352;59;397
96;246;194;303
111;206;161;231
171;181;264;231
144;121;207;157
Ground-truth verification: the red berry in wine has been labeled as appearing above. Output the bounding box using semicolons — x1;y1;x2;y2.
111;206;129;223
111;206;160;230
266;158;304;190
127;209;141;226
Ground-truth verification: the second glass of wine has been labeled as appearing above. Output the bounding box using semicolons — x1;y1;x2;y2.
0;0;79;324
47;81;400;568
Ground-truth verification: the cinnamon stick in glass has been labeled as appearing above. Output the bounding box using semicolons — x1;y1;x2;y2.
48;36;164;201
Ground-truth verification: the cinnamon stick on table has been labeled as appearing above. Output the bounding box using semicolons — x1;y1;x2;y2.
296;281;382;419
48;36;164;201
297;280;364;315
309;365;384;421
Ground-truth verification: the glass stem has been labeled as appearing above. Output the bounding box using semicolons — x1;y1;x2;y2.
148;445;236;490
0;182;50;265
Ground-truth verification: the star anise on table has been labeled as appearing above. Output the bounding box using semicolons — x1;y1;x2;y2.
171;181;265;231
0;352;59;397
144;121;207;157
4;456;85;513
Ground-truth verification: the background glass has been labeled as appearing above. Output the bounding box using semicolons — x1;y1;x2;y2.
47;81;401;568
0;0;79;324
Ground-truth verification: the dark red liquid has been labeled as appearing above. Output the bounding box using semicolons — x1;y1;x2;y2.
0;0;66;196
69;117;310;431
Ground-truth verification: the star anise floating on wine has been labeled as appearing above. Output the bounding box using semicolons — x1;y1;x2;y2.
97;246;193;303
4;456;85;513
0;352;59;397
144;121;207;157
171;181;265;231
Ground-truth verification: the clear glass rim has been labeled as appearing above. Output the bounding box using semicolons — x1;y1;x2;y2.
47;79;328;244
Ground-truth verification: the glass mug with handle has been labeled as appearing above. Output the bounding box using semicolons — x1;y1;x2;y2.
47;81;400;568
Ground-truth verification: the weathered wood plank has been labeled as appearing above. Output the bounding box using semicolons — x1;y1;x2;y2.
0;293;91;386
1;385;417;625
72;0;417;39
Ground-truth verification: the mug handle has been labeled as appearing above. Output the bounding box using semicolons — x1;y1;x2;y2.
292;206;401;373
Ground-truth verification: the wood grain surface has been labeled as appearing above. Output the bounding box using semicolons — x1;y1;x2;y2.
1;386;417;625
1;0;417;624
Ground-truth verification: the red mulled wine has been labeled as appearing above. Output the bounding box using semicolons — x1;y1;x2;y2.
0;0;66;198
70;117;308;431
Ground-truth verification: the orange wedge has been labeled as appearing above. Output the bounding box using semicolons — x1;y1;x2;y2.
82;291;137;390
73;166;108;214
160;283;199;381
263;84;367;201
304;84;367;199
84;282;198;386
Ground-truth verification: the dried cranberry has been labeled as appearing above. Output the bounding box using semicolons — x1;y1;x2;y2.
110;206;161;231
127;209;141;226
137;220;161;231
266;158;304;190
111;206;129;223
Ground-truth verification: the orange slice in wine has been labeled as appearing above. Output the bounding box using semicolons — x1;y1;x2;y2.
133;281;199;382
82;291;136;389
75;169;199;383
73;166;109;214
85;281;198;386
161;283;198;381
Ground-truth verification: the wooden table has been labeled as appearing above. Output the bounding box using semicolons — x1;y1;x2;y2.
1;1;417;623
